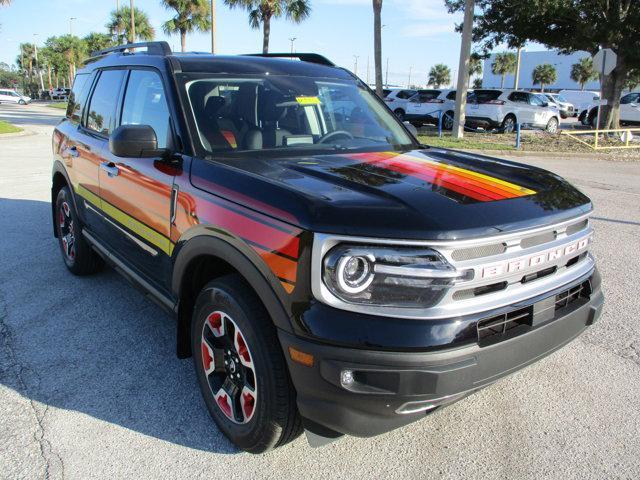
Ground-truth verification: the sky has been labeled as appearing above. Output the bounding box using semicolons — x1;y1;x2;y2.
0;0;526;87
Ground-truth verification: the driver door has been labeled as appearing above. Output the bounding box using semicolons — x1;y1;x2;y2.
98;68;176;288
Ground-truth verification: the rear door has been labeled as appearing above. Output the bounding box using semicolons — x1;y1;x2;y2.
97;68;176;285
508;92;534;124
528;93;552;126
620;93;640;123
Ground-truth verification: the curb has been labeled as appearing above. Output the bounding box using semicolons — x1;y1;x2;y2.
0;129;36;139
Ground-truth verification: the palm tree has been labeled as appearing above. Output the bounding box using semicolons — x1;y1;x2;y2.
468;53;482;87
570;57;597;90
18;43;36;78
428;64;451;88
224;0;311;54
84;32;116;55
162;0;211;52
472;77;483;89
372;0;383;97
626;69;640;91
491;52;516;88
107;6;155;44
532;64;557;92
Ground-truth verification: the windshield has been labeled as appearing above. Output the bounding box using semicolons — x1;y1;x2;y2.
183;74;414;155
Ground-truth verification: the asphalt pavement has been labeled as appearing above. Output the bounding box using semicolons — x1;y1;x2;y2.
1;103;639;480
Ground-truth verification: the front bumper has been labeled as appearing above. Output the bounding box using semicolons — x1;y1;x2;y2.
404;113;439;125
280;278;603;438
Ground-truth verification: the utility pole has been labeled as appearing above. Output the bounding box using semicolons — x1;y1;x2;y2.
116;0;121;43
211;0;216;53
514;46;522;89
130;0;136;43
353;55;359;76
366;56;370;85
385;57;389;87
69;17;76;35
289;37;297;54
408;65;412;87
452;0;474;139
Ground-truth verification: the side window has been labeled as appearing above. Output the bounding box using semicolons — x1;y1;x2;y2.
397;90;417;99
121;70;172;149
509;92;528;103
529;94;545;106
86;70;126;136
66;73;92;124
621;93;639;104
446;91;457;100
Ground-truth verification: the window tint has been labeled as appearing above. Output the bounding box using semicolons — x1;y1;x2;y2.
396;90;417;99
121;70;171;148
446;91;457;100
66;73;92;124
508;92;529;103
472;90;502;103
417;90;440;102
621;93;639;104
86;70;125;135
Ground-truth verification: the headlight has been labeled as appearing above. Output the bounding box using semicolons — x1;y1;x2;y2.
322;244;472;308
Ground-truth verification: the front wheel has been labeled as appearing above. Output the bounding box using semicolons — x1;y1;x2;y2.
443;111;454;130
192;275;302;453
545;117;559;134
394;108;405;121
18;99;26;105
501;115;516;134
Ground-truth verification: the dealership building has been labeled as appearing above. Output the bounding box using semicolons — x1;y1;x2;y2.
481;50;600;92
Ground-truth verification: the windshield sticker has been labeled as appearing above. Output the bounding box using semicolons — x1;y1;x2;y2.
296;96;321;105
345;151;536;203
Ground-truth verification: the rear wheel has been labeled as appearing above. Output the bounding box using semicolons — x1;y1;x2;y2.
55;186;103;275
443;110;454;130
18;99;26;105
191;275;302;453
501;114;516;134
393;108;405;121
545;117;559;133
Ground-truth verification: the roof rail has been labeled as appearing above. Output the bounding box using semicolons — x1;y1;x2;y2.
91;41;172;58
242;53;335;67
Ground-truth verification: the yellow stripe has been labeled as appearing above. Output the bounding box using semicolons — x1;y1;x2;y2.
405;154;537;196
76;184;174;256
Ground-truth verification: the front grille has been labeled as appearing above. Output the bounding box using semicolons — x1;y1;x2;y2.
555;281;590;311
477;307;532;346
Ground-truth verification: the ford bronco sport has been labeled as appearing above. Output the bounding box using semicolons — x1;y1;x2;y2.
52;42;604;453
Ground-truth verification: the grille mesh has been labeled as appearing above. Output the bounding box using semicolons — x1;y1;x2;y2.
566;219;589;236
452;243;506;261
520;231;557;249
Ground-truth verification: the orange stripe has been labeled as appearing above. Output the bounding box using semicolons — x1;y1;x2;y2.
252;245;298;283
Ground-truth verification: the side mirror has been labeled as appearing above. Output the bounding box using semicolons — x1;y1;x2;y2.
109;124;167;158
404;121;418;137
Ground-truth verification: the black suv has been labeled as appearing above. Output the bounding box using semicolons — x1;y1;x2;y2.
52;42;603;453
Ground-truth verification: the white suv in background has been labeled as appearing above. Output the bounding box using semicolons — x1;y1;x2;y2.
542;93;575;119
582;92;640;127
405;89;459;129
0;89;31;105
383;88;418;120
466;89;561;133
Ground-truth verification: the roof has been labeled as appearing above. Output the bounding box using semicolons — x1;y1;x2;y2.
80;48;352;80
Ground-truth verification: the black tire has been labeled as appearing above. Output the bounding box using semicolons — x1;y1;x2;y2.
394;108;405;121
545;117;559;134
54;186;103;275
191;274;302;453
589;109;598;128
443;110;454;130
18;99;26;105
501;114;517;134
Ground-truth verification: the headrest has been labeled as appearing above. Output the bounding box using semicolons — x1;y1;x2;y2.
205;96;226;118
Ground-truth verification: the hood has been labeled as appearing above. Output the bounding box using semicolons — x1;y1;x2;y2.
190;148;591;240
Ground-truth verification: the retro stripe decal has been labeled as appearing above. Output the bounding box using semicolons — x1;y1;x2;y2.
75;184;300;294
347;152;536;202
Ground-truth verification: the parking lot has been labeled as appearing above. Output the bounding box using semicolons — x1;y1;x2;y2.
1;102;639;479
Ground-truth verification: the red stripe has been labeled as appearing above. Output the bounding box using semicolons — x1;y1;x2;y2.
357;156;501;201
200;200;300;258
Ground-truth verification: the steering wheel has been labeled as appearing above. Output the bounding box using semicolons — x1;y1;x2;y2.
318;130;354;144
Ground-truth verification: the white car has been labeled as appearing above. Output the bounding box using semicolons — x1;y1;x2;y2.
383;88;418;120
582;92;640;127
542;93;575;119
559;90;600;118
466;89;561;133
405;89;459;130
0;89;31;105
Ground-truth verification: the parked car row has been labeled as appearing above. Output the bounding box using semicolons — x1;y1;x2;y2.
392;88;562;134
579;92;640;127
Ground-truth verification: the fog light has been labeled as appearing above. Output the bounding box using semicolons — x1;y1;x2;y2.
340;370;355;387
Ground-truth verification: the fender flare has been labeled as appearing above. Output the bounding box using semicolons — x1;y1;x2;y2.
171;228;295;351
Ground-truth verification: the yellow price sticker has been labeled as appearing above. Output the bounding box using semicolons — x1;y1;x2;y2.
296;96;321;105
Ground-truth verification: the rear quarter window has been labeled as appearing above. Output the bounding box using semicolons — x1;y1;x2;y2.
473;90;502;103
66;73;92;124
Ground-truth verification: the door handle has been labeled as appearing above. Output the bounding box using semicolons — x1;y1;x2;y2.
68;146;79;158
100;162;120;177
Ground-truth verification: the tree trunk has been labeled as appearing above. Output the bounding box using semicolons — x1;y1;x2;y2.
501;74;505;88
47;65;52;90
181;30;187;52
262;15;271;54
373;0;383;97
600;56;627;129
541;84;545;92
580;83;585;91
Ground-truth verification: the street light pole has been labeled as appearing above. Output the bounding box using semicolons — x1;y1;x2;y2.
289;37;297;54
69;17;76;35
408;65;412;87
452;0;474;139
385;57;389;87
33;34;45;93
514;46;522;89
116;0;121;43
353;55;359;76
211;0;216;53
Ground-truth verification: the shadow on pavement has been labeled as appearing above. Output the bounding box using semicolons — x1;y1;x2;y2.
0;104;63;127
0;197;239;455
